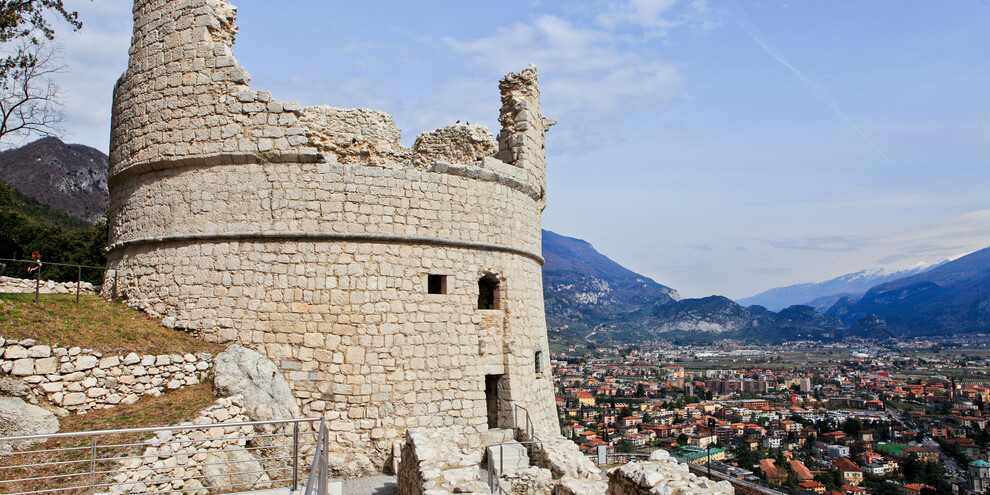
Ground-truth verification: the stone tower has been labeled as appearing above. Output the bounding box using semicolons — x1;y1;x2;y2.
106;0;558;473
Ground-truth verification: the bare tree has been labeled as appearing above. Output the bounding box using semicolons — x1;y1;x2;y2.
0;40;64;145
0;1;82;147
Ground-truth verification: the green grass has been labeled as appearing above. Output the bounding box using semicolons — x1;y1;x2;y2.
0;293;223;355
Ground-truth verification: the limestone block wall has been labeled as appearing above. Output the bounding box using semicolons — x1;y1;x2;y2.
0;337;211;413
107;0;559;473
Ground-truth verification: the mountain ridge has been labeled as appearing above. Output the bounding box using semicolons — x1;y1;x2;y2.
0;137;109;223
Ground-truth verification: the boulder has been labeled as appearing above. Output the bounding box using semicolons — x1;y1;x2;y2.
0;397;60;451
212;345;301;421
0;377;31;397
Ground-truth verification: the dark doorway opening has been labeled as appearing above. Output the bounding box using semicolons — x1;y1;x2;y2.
485;374;502;428
478;274;499;310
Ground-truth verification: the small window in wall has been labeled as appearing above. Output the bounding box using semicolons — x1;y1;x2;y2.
427;274;447;295
535;349;543;374
478;274;499;309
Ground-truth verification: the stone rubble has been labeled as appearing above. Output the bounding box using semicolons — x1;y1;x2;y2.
606;450;734;495
0;337;212;413
0;276;98;294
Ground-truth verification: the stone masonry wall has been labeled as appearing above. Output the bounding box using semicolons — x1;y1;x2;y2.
0;336;211;413
107;0;559;474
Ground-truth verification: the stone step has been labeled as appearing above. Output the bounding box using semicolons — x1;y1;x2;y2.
481;427;516;445
486;440;530;476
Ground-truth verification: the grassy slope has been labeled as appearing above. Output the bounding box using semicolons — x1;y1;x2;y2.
0;293;226;491
0;294;223;355
0;384;217;494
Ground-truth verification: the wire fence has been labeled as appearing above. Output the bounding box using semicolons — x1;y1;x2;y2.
0;417;324;495
0;255;106;287
0;257;108;304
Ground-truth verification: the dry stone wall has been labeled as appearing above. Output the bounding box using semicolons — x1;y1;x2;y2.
0;337;211;413
107;0;559;473
0;276;97;294
106;395;274;494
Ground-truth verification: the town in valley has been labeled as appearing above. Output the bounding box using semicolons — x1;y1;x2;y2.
551;335;990;495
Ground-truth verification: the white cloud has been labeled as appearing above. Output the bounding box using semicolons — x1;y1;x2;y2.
50;0;132;152
598;0;715;32
445;14;684;119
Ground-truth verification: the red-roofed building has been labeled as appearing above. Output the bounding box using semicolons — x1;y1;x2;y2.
798;481;826;493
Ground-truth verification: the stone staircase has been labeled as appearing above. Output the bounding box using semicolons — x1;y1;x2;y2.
487;441;531;476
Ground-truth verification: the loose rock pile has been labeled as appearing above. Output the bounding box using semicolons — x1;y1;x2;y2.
606;450;734;495
0;337;212;413
0;276;97;294
106;395;274;494
398;426;490;495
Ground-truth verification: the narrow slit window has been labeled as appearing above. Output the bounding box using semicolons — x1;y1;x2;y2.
535;349;543;374
478;274;499;309
427;274;447;295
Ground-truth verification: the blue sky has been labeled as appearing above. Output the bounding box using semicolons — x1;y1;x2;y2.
50;0;990;299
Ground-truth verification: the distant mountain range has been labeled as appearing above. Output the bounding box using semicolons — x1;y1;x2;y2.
828;246;990;336
0;137;109;223
737;265;936;311
542;231;990;343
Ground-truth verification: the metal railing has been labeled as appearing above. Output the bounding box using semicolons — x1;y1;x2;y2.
0;257;106;304
0;417;322;495
304;419;330;495
512;404;537;443
484;405;545;493
485;441;543;495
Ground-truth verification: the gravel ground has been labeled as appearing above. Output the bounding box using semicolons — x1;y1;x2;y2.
342;475;398;495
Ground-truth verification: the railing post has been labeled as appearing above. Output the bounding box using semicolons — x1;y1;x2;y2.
292;421;300;492
90;437;97;494
34;263;40;305
113;270;118;300
76;265;82;304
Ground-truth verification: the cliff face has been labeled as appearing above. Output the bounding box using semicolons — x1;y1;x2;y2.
0;137;109;223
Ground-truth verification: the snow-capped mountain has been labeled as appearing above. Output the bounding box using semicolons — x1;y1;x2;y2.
737;264;938;311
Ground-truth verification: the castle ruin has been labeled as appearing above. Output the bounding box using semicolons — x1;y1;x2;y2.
106;0;559;472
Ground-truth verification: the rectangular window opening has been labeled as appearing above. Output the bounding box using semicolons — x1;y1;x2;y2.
427;274;447;295
535;349;543;374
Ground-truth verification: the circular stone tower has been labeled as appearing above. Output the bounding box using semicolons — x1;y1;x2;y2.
107;0;559;472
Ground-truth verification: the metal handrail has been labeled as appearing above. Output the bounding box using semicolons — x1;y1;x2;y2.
0;257;106;304
0;417;322;494
304;419;330;495
0;416;321;443
485;440;542;494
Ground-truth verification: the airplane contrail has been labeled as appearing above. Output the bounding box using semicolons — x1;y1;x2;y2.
734;6;891;164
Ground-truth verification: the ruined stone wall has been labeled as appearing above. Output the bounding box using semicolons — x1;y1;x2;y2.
107;0;558;473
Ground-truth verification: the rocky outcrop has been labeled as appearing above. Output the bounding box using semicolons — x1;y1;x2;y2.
212;344;301;421
606;451;733;495
0;397;59;452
